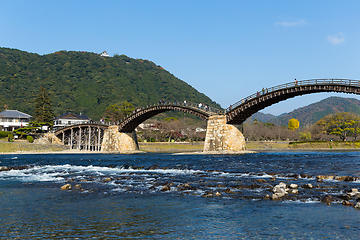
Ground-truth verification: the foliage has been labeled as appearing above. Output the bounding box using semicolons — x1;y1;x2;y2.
289;140;327;145
27;135;34;143
0;48;221;120
137;117;206;142
0;131;9;138
288;118;300;131
316;112;360;141
264;122;274;127
164;117;177;122
247;97;360;127
34;86;55;125
103;101;135;122
12;122;48;136
299;131;311;140
243;122;299;141
8;134;14;142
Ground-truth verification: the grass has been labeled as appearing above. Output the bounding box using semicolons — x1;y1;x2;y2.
0;139;68;153
2;139;360;154
289;141;360;150
242;140;360;150
245;141;290;150
139;142;204;152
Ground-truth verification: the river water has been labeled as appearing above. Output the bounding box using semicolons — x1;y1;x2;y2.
0;152;359;239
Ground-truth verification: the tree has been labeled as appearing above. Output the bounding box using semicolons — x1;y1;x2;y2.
103;101;135;122
288;118;300;131
244;122;298;141
316;112;360;141
299;131;311;140
34;86;54;125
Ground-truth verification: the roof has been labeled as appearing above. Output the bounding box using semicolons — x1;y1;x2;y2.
53;112;91;120
0;110;32;118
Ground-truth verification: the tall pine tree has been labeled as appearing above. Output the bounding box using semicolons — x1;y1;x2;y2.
34;86;54;125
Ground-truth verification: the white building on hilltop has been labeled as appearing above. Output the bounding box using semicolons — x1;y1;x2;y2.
0;110;32;131
100;51;110;57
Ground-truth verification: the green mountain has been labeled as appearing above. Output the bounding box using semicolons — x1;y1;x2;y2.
246;97;360;127
0;48;220;120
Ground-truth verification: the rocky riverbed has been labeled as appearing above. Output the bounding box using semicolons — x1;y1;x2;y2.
2;164;358;209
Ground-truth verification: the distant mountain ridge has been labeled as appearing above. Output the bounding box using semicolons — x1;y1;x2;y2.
246;97;360;126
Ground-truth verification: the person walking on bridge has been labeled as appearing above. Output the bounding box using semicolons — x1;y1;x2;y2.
184;100;186;106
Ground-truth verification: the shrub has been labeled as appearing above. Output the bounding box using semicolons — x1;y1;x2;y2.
27;135;34;143
8;134;14;142
299;131;311;140
0;131;9;138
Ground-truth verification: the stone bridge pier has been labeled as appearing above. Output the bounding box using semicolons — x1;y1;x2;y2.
203;115;246;152
102;116;245;153
101;126;139;152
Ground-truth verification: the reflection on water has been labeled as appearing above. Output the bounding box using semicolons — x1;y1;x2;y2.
0;152;359;239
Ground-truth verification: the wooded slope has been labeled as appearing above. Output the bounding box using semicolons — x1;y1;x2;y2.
247;97;360;126
0;48;220;120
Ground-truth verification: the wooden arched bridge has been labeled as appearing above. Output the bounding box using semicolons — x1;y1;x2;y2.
225;79;360;124
53;102;221;151
118;102;221;132
53;78;360;152
54;122;111;151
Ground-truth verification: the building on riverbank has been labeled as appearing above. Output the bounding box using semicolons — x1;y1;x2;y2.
0;110;32;131
53;112;91;130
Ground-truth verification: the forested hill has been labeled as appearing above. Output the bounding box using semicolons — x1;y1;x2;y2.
0;48;220;120
247;97;360;127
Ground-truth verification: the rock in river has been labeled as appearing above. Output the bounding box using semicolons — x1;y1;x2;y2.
321;195;333;205
271;182;288;200
348;188;359;198
161;185;171;191
60;184;72;190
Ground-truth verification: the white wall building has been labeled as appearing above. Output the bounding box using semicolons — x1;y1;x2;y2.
0;110;32;131
100;51;110;57
53;112;91;130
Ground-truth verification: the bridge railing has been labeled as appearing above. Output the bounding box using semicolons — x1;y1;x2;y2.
56;103;223;131
225;78;360;113
119;102;223;123
54;120;118;132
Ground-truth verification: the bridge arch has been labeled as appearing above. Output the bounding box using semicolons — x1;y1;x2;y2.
226;79;360;124
54;123;110;151
118;102;219;132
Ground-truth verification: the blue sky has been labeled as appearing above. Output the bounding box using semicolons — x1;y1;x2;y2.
1;0;360;115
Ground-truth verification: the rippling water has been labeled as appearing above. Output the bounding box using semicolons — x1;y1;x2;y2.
1;152;360;239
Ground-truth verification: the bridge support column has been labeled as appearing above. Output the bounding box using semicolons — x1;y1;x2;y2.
204;115;246;152
101;126;139;152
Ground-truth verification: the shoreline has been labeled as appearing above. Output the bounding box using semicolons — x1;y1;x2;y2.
2;140;360;154
3;148;360;155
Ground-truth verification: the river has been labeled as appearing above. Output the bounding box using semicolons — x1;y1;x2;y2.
0;152;359;239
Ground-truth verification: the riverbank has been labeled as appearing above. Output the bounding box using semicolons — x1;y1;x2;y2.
2;140;360;154
138;142;203;152
0;140;69;154
140;141;360;152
